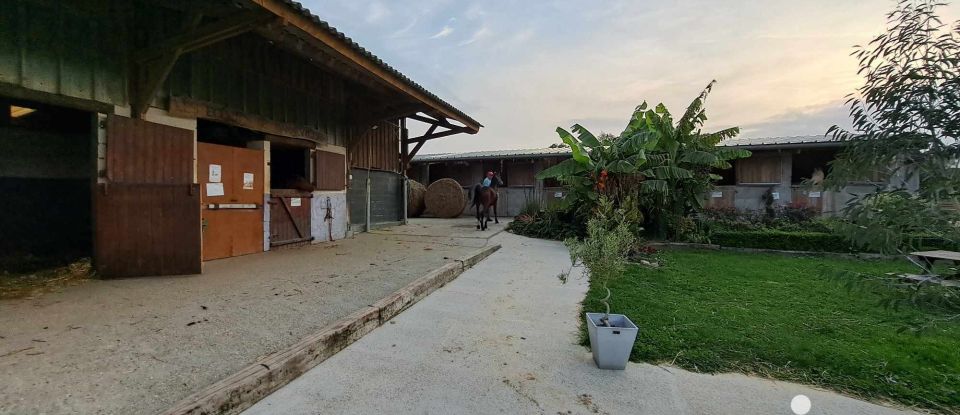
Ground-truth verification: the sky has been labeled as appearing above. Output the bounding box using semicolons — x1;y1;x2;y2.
301;0;959;154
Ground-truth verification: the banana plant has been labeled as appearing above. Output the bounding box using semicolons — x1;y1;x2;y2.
636;81;751;237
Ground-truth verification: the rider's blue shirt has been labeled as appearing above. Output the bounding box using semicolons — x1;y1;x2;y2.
482;177;492;187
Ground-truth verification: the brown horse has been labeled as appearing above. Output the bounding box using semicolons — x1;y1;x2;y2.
472;174;502;230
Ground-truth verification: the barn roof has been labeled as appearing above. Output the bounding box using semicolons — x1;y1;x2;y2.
255;0;481;132
414;135;842;163
717;135;840;149
412;147;573;162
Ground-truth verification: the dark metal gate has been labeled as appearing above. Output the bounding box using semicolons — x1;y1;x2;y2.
94;115;201;277
348;168;403;230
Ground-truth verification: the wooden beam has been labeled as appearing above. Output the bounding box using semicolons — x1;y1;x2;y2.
169;96;332;144
133;11;275;63
406;126;472;143
250;0;481;132
130;10;275;118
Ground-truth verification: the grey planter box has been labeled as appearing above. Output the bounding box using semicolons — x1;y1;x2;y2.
585;312;638;370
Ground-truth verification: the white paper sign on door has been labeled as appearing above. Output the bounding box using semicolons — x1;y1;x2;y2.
206;183;225;197
711;191;724;198
290;197;302;207
209;164;222;183
243;173;255;190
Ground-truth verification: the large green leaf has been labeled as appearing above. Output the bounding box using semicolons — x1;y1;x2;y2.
536;158;588;179
556;127;590;164
571;124;602;148
644;166;694;179
641;179;669;193
679;150;719;165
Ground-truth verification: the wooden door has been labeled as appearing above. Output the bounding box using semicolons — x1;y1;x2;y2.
269;191;313;247
198;143;264;261
94;116;201;277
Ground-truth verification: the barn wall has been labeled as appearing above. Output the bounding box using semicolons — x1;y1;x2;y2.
166;33;359;148
0;0;128;108
350;120;400;172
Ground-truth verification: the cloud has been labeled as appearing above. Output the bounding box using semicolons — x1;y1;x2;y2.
458;26;491;46
364;1;390;24
431;25;455;39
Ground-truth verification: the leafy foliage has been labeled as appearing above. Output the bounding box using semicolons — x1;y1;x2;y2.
536;82;750;239
564;197;637;322
826;0;960;254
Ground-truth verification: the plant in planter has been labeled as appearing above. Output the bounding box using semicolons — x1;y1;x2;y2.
565;198;638;369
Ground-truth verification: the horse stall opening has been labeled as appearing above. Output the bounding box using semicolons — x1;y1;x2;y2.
0;100;93;272
269;143;314;247
197;142;265;261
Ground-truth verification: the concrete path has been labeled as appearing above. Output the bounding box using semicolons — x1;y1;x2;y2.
245;232;916;415
0;218;503;415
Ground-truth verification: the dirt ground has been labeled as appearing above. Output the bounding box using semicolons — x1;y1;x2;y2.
0;218;505;415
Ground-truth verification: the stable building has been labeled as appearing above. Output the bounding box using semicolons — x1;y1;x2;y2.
0;0;480;277
410;136;916;217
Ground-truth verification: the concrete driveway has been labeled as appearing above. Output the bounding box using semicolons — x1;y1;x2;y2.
0;218;501;415
244;232;917;415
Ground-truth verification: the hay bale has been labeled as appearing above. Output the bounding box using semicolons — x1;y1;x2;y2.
425;178;467;218
407;180;426;217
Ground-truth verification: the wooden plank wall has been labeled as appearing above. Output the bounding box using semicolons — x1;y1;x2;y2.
315;150;346;190
350;120;399;172
736;154;781;184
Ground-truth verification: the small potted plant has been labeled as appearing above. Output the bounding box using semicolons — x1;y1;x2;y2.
566;206;639;370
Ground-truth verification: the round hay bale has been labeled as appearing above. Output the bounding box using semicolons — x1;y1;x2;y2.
425;178;467;218
407;179;426;217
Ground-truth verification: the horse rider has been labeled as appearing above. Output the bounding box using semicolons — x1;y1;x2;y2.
481;171;495;190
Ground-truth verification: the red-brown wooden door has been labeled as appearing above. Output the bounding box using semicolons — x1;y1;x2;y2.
94;116;201;277
198;143;264;261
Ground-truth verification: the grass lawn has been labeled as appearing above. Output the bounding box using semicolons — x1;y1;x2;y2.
582;249;960;412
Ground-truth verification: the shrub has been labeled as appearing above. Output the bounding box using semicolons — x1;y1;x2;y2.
711;230;855;253
507;207;585;240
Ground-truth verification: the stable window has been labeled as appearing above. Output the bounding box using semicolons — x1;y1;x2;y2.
270;143;311;190
736;154;781;185
506;160;535;187
791;149;837;185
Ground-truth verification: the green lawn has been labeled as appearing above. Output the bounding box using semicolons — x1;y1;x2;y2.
582;250;960;412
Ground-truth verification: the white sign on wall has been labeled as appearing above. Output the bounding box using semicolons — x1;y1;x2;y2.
291;197;302;207
809;191;821;198
711;191;724;198
243;173;255;190
206;183;225;197
771;192;780;200
209;164;222;183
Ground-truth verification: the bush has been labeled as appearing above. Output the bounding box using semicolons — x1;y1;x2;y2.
711;230;856;253
507;207;585;240
699;207;834;233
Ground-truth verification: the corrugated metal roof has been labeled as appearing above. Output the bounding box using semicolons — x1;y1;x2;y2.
717;135;838;148
274;0;480;129
413;147;572;162
413;136;840;163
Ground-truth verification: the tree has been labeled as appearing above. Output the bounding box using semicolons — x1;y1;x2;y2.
826;0;960;254
827;0;960;332
536;82;750;239
632;81;750;238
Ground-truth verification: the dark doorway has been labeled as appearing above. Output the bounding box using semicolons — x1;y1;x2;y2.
0;99;93;273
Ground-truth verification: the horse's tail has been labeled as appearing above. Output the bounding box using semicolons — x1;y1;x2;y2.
471;184;482;207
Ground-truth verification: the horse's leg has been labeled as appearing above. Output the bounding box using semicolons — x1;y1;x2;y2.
493;197;499;224
475;202;481;230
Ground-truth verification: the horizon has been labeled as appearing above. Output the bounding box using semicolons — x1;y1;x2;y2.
303;0;959;154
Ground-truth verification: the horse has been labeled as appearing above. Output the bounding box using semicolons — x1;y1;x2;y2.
472;173;502;230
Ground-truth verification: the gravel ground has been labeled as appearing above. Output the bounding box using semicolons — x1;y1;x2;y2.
0;219;503;415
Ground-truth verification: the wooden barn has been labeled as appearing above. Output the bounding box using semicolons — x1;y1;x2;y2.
410;137;918;217
0;0;480;277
